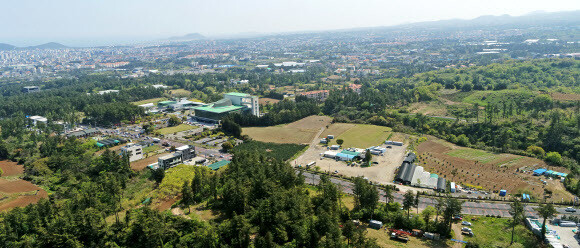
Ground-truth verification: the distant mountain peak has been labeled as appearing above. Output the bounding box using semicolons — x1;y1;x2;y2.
0;43;16;51
28;42;68;49
168;33;206;41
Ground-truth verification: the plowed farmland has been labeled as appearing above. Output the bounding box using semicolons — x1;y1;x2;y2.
416;137;572;201
0;178;48;211
0;160;24;176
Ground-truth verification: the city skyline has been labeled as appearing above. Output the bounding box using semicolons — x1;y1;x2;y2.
1;0;579;46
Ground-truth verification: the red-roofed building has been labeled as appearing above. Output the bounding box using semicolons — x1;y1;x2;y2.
349;84;362;94
300;90;329;101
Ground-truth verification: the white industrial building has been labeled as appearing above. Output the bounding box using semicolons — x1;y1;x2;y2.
28;116;48;126
120;143;143;162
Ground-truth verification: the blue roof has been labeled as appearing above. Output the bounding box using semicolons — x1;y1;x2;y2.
533;169;547;174
336;153;356;160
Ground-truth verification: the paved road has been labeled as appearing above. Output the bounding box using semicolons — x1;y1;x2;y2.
301;171;579;218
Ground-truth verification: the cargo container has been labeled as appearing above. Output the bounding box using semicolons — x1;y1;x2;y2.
450;182;456;193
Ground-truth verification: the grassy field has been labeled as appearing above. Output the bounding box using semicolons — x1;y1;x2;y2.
131;97;167;105
446;148;500;163
328;124;392;148
233;141;307;161
462;216;538;248
243;116;332;144
158;124;196;135
170;89;192;97
142;145;161;154
461;90;537;106
155;164;197;197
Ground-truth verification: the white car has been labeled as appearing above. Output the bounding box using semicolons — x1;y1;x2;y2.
565;207;576;212
461;221;472;226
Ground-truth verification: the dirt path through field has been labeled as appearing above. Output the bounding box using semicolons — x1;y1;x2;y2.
292;126;327;165
451;224;463;248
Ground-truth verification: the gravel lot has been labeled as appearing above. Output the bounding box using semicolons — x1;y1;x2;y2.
294;142;408;185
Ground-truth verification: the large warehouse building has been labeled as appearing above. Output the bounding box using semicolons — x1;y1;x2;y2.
193;92;259;122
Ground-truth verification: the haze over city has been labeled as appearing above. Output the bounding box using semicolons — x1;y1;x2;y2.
2;0;579;46
1;1;580;247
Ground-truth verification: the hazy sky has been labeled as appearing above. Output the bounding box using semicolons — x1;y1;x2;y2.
2;0;579;46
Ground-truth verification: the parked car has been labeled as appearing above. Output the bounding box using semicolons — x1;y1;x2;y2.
565;207;577;212
461;227;472;233
453;215;463;221
461;221;472;226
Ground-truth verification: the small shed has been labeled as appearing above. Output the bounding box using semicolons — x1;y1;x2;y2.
369;220;383;230
499;189;507;197
323;151;338;158
207;160;231;170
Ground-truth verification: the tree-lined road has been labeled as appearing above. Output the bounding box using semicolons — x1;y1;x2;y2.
301;171;578;218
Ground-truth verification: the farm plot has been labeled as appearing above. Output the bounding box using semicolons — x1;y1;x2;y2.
416;137;572;201
0;160;24;177
243;115;331;144
0;178;48;211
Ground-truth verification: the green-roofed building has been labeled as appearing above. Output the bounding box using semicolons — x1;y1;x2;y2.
340;150;361;156
207;160;231;170
158;100;177;108
193;92;259;122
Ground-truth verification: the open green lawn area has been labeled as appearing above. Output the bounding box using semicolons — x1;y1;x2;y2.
131;97;167;105
158;124;196;135
329;124;392;148
446;148;499;163
462;216;538;248
461;90;537;106
142;144;161;154
233;141;307;161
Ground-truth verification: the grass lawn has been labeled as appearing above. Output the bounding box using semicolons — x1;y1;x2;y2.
142;145;161;154
131;97;167;105
328;124;392;148
158;124;196;135
170;89;192;96
446;148;499;163
462;216;538;248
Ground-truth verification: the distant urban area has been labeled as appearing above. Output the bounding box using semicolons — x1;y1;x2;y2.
0;10;579;248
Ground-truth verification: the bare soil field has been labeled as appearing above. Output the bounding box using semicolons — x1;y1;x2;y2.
0;179;42;193
416;137;572;201
154;198;177;211
259;98;281;105
549;92;580;101
243;116;332;144
0;178;48;211
131;152;170;171
0;160;24;176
